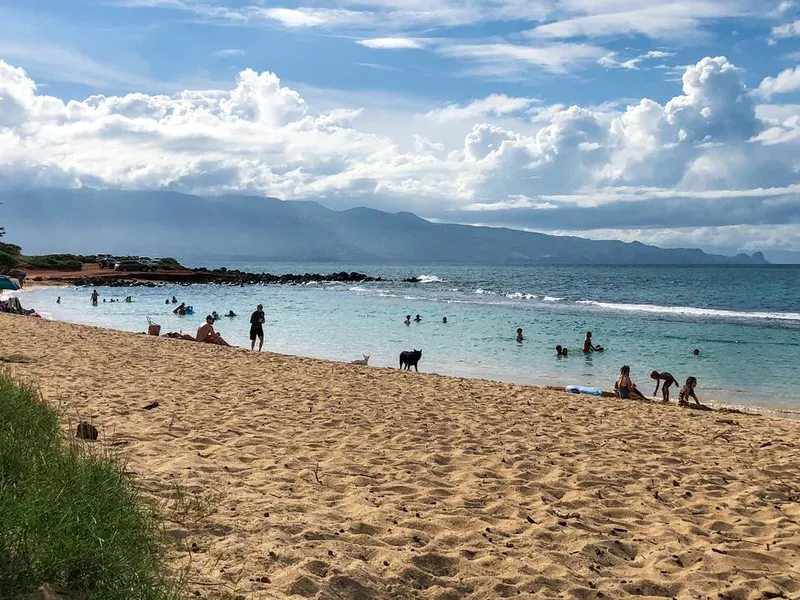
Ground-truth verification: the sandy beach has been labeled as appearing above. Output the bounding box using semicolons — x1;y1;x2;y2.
2;313;799;599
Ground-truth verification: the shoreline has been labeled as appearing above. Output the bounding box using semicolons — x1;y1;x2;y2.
2;312;799;599
5;305;791;421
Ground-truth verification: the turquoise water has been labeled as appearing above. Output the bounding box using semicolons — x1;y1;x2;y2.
15;263;800;415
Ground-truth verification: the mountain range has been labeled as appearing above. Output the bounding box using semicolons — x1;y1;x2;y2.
0;188;768;265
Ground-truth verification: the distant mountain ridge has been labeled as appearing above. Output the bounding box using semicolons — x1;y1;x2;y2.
0;188;768;265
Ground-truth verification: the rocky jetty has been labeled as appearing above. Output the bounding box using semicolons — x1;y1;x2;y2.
38;269;383;287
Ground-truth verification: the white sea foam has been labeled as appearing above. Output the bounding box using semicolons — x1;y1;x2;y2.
575;300;800;322
348;286;368;292
415;275;443;283
506;292;538;300
475;289;497;295
543;296;564;302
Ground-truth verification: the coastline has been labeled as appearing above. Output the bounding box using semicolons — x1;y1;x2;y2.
2;312;799;599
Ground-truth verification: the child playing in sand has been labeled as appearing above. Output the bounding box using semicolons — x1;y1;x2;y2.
650;370;679;403
615;366;645;400
679;376;700;406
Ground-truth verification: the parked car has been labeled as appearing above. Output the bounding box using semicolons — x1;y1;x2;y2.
113;260;148;272
97;255;117;269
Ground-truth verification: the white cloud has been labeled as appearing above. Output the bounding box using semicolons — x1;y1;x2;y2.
757;65;800;97
357;38;426;49
771;19;800;39
213;48;245;57
438;42;607;75
425;94;536;123
1;55;799;249
260;7;370;28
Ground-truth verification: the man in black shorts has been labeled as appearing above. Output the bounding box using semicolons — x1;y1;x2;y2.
250;303;265;351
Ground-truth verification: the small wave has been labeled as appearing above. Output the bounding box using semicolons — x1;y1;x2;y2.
475;289;497;295
415;275;443;283
378;292;398;298
575;300;800;322
348;286;368;292
506;292;538;300
543;296;564;302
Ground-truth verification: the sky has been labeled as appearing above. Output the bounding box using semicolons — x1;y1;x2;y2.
1;0;800;259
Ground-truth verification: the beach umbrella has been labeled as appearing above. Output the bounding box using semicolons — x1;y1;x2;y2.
0;276;20;291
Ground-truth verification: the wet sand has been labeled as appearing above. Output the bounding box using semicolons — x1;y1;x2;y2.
2;313;799;599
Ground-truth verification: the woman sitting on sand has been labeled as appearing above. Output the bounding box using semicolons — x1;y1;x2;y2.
615;366;645;400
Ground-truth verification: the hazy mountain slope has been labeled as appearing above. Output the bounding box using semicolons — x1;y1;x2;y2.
0;189;768;265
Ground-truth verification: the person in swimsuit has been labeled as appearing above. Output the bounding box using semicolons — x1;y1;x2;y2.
250;303;265;351
404;315;411;326
196;315;230;346
516;328;524;343
650;370;679;403
91;290;99;306
679;376;700;406
615;365;645;400
173;302;186;315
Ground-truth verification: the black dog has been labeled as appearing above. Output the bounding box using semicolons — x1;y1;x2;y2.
399;349;422;371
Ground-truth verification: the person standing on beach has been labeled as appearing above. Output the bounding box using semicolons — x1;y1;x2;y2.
650;371;679;403
91;290;99;306
250;303;265;351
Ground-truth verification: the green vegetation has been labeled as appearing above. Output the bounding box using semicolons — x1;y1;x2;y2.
17;254;88;271
0;373;182;600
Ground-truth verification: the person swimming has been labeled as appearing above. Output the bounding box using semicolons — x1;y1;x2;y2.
516;328;524;343
226;310;236;317
442;316;448;324
414;314;422;323
404;315;411;326
650;370;679;403
679;376;700;406
556;345;568;357
172;296;178;304
693;348;700;355
173;302;186;315
615;365;645;400
211;311;220;321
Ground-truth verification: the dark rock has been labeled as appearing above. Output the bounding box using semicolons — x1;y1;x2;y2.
76;421;98;441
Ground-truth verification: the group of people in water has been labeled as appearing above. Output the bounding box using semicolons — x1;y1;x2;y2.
89;290;132;306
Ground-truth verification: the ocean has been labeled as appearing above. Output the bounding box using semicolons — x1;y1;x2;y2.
14;263;800;415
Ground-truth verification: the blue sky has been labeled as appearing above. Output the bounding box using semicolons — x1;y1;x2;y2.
1;0;800;258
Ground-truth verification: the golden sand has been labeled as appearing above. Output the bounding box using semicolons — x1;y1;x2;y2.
2;313;799;599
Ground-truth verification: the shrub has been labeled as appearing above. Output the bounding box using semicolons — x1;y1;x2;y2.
0;374;181;600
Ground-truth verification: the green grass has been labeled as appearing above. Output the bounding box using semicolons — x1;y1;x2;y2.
18;254;88;270
0;373;183;600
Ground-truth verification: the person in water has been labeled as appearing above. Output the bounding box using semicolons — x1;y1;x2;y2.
442;316;447;324
250;303;265;351
516;328;524;342
227;310;236;318
211;311;220;321
583;331;603;353
693;348;700;356
56;296;61;304
615;365;645;400
650;370;679;403
404;315;411;326
172;296;178;304
556;345;569;357
679;376;700;405
414;314;422;322
173;302;186;315
91;290;99;306
196;315;230;346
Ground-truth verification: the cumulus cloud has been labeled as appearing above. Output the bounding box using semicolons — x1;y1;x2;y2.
1;55;799;249
771;19;800;39
757;65;800;97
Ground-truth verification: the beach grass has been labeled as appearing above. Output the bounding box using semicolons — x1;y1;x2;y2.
0;372;181;600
